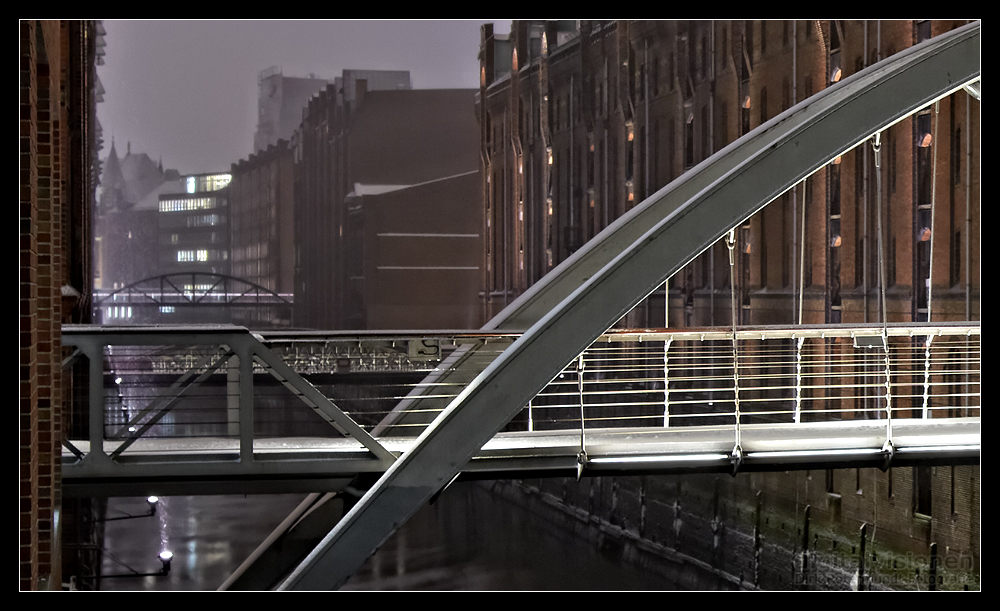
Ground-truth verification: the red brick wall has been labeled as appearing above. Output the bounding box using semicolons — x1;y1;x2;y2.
20;19;68;591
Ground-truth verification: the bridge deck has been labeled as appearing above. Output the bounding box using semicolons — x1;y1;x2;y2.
63;417;980;496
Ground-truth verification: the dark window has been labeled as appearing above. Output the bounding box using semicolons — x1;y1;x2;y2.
626;131;634;181
951;232;961;288
760;86;767;126
887;127;896;195
855;149;865;288
650;54;659;95
701;36;708;80
914;466;932;516
761;217;768;289
684;113;694;169
717;105;728;151
782;193;791;287
701;105;709;161
917;20;932;43
720;26;728;72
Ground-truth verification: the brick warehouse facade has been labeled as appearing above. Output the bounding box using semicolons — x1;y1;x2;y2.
20;20;102;590
479;20;979;325
479;20;979;589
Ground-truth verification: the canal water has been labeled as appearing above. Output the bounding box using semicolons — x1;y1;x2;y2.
95;481;721;590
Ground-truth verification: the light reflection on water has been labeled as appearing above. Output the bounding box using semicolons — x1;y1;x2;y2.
344;481;690;591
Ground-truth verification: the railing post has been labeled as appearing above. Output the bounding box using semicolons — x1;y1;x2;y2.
883;333;893;448
921;335;934;419
795;337;805;424
857;523;868;591
527;398;533;432
663;338;673;427
227;354;240;437
732;331;742;460
236;339;254;464
85;340;106;460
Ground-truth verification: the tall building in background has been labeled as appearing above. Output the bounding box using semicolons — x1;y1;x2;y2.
294;76;481;330
253;67;411;155
253;67;334;153
479;19;980;588
229;140;296;328
157;172;232;277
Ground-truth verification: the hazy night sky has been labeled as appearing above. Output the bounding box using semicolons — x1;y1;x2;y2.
97;20;509;174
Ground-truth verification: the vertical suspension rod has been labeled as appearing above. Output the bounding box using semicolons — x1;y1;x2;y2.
872;133;892;448
927;101;940;321
726;229;742;456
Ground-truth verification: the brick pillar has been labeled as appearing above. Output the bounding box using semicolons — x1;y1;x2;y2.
20;19;39;591
36;43;55;590
20;19;65;591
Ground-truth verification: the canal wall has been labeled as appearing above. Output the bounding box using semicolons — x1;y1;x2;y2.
488;465;979;590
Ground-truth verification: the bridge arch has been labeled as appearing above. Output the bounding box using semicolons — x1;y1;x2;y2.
96;272;291;307
95;272;292;326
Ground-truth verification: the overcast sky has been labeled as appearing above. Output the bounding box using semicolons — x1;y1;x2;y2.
97;20;509;174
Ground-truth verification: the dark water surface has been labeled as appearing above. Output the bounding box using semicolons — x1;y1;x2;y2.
344;481;689;590
97;481;706;590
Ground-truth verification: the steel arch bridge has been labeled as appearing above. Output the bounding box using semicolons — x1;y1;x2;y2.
61;22;980;590
95;272;292;308
94;272;292;325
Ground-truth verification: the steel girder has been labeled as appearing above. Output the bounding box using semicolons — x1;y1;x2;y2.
61;325;396;492
279;22;981;589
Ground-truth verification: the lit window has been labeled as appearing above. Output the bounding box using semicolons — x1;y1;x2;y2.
830;50;842;83
160;197;218;212
917;112;933;147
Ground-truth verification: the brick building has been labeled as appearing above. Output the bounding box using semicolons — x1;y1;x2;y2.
294;79;482;330
479;20;979;327
229;140;296;327
479;20;979;588
20;19;103;590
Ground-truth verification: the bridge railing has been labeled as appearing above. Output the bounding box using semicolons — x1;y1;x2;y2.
521;323;980;437
61;322;979;468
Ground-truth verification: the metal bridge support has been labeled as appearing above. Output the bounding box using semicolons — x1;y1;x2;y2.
279;23;981;590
